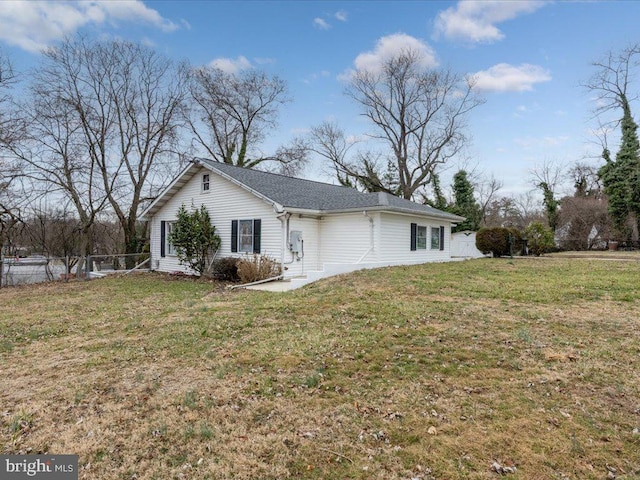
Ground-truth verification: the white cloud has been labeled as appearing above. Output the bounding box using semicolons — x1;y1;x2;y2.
434;0;547;44
0;0;179;52
303;70;331;85
514;135;569;149
472;63;551;92
140;36;155;47
313;17;331;30
343;33;437;78
254;57;276;65
335;10;348;22
209;55;252;74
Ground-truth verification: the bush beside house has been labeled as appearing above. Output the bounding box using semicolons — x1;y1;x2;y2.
476;227;524;257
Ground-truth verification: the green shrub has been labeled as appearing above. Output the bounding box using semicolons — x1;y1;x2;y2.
476;227;523;257
168;204;221;275
211;257;239;281
525;222;555;256
476;227;508;257
507;227;525;255
236;254;282;284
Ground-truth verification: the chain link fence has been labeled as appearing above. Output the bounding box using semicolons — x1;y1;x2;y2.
0;253;149;288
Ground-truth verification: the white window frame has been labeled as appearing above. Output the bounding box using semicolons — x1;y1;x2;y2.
238;219;253;253
202;174;210;193
416;225;427;250
166;221;176;255
430;226;440;250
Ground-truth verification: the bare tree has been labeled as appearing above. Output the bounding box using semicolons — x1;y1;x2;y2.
188;66;305;172
484;193;544;230
530;160;564;193
10;80;108;270
343;49;484;199
0;49;18;147
475;173;503;226
585;44;640;120
308;122;360;186
586;44;640;240
0;49;23;237
13;37;188;264
558;195;610;250
567;161;602;197
529;160;564;231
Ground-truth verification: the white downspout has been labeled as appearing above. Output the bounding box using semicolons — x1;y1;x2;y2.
276;211;297;274
276;211;288;274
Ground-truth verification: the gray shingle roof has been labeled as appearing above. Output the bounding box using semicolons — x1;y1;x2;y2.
201;159;463;221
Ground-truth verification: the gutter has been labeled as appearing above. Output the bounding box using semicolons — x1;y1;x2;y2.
283;206;464;222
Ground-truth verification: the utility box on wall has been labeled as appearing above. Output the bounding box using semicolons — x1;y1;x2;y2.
290;230;303;254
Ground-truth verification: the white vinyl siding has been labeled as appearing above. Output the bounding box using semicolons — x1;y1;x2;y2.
285;215;321;276
150;167;280;274
318;213;378;265
149;166;456;279
378;213;450;264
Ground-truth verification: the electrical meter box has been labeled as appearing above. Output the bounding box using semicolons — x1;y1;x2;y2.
290;230;303;254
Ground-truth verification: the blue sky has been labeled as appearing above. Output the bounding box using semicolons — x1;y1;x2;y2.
1;0;640;198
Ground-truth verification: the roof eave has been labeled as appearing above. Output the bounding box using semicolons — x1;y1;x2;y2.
284;205;465;221
139;162;200;220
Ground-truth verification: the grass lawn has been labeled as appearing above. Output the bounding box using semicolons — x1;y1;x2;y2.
1;258;639;479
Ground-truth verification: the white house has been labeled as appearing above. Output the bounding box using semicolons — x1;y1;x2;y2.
141;159;465;288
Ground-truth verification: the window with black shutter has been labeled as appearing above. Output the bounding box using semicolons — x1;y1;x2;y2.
160;221;166;257
231;220;238;253
410;223;417;251
231;219;262;253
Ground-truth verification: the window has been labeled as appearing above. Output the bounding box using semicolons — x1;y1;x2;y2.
239;220;253;252
430;226;440;250
416;226;427;249
410;223;427;251
202;174;210;192
166;222;175;255
160;221;176;257
231;219;262;254
412;223;445;252
430;226;445;250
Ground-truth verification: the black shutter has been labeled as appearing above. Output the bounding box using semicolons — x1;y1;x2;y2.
231;220;238;253
160;221;166;258
440;226;445;251
410;223;417;251
253;219;261;253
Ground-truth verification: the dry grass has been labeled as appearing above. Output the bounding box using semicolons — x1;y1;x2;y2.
1;260;639;479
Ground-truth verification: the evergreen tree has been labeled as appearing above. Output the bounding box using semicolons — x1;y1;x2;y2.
425;173;449;211
168;204;221;275
598;100;640;240
451;170;481;232
538;181;559;231
524;221;555;256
